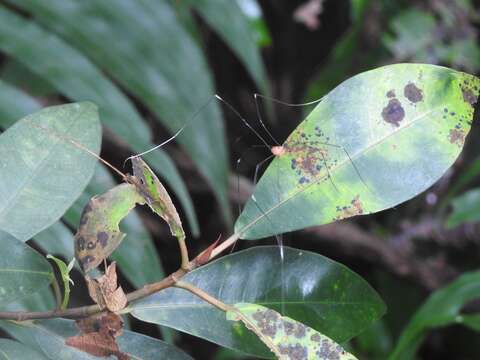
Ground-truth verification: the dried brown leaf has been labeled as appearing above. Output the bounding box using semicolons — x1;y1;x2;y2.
66;312;129;360
86;262;127;312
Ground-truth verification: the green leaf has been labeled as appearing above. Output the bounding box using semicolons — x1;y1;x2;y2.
383;10;436;60
0;5;199;235
9;319;193;360
235;64;480;239
64;165;165;286
10;0;230;224
0;102;101;241
0;80;41;127
131;246;385;358
46;255;74;310
74;183;145;272
439;156;480;209
227;303;357;359
130;157;185;241
0;287;55;350
0;231;53;307
446;188;480;228
389;270;480;360
0;339;49;360
188;0;269;94
460;314;480;332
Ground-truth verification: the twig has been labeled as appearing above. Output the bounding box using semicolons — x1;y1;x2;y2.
51;277;62;311
0;231;240;321
174;281;231;312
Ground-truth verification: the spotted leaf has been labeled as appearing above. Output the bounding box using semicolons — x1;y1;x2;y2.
75;183;145;272
129;157;185;242
227;303;357;360
235;64;480;239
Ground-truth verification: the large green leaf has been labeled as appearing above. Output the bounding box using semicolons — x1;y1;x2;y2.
0;81;165;288
0;231;53;307
9;0;230;223
131;246;385;358
389;270;480;360
188;0;269;94
0;6;198;235
0;287;54;350
0;102;101;241
0;339;49;360
236;64;480;239
5;319;193;360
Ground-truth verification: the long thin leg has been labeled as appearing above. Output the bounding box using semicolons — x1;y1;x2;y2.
215;95;272;150
318;150;339;192
124;94;219;165
253;93;326;147
317;141;369;191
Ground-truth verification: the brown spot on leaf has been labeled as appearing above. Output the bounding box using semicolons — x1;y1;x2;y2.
382;98;405;127
252;310;279;337
386;90;395;98
448;128;465;147
317;339;343;359
278;344;308;360
66;312;129;360
76;236;86;251
462;87;478;106
97;231;109;248
334;195;364;221
80;256;95;269
404;82;423;103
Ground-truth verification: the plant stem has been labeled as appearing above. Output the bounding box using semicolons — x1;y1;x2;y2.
174;281;231;312
178;236;190;270
51;277;62;311
0;230;241;322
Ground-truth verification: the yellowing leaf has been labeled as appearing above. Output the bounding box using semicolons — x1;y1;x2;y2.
129;157;185;242
227;303;357;360
74;183;145;272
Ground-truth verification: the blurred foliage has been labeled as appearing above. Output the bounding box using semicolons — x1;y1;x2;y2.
0;0;479;359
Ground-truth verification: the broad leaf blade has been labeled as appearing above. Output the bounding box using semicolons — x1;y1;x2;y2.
0;231;53;307
0;102;101;241
227;303;357;359
11;0;231;223
189;0;269;94
131;246;385;358
0;339;49;360
389;270;480;360
236;64;480;239
11;319;193;360
0;5;199;235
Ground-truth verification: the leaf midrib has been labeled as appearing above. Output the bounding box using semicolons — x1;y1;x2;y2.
239;106;439;234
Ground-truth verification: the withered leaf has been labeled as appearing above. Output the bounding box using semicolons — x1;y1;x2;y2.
66;312;129;360
75;183;145;272
86;262;127;312
128;157;185;242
